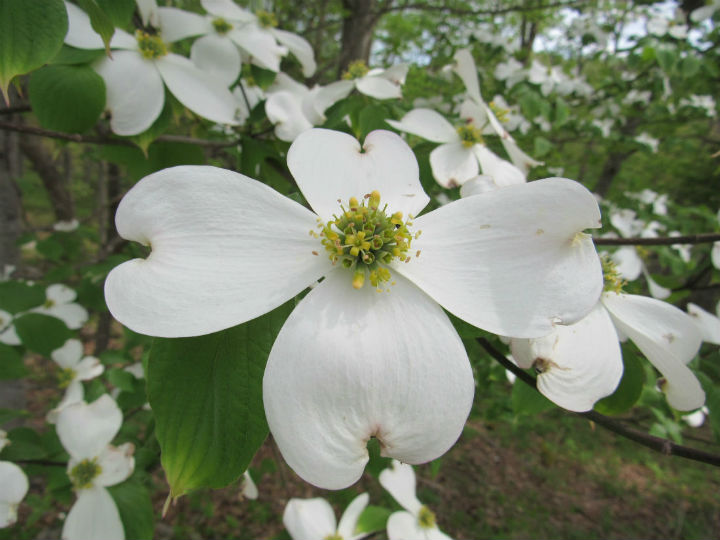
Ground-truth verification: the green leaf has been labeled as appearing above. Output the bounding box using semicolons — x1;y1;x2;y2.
0;0;68;103
148;301;294;498
95;0;135;28
0;281;45;313
0;343;27;379
51;45;105;65
533;136;553;157
512;378;555;415
107;480;155;540
554;97;570;126
697;373;720;441
0;427;48;460
680;55;701;79
656;48;676;72
594;351;645;415
13;313;72;356
0;408;28;425
357;104;390;141
75;0;115;55
29;64;105;133
519;91;542;120
106;368;136;392
355;505;392;534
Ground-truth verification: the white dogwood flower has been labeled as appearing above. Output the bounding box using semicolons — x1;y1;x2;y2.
331;61;409;100
379;460;452;540
47;339;104;423
63;1;238;135
386;108;525;188
0;462;28;528
155;0;316;85
687;302;720;345
511;261;705;412
283;493;370;540
57;396;135;540
104;128;602;489
452;49;543;174
31;284;89;330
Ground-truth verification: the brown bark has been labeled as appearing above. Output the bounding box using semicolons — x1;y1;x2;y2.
594;150;631;198
0;92;23;271
337;0;380;76
19;135;75;222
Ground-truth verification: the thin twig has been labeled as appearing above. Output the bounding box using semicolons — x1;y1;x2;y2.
0;120;239;148
594;233;720;246
476;337;720;468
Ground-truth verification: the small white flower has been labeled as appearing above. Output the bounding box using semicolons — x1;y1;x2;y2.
240;471;258;500
0;461;29;528
379;460;452;540
47;339;104;423
57;395;135;540
635;133;660;153
283;493;370;540
53;219;80;233
332;61;409;100
31;284;88;330
682;406;709;428
64;1;238;135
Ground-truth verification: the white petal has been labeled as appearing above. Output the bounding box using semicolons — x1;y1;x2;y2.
310;81;354;116
264;270;474;489
0;461;28;505
643;268;671;300
157;7;210;43
459;175;502;196
429;142;479;188
241;471;258;500
93;51;165;136
62;486;124;540
74;357;104;381
397;178;603;338
56;395;122;460
136;0;159;27
265;91;313;142
510;303;623;412
229;27;285;72
453;49;483;103
711;241;720;270
287;129;430;221
355;76;402;100
190;34;241;87
47;284;77;304
0;318;20;346
379;460;422;514
602;292;704;411
52;339;83;369
272;29;316;77
473;145;526;187
155;54;238;126
283;498;336;540
610;246;643;281
47;380;85;424
500;137;544;172
105;166;328;338
201;0;255;22
385;109;458;144
96;443;135;487
337;493;370;540
37;303;88;330
64;2;136;50
687;303;720;345
380;64;409;85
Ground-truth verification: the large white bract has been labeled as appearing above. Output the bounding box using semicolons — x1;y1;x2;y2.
104;128;603;489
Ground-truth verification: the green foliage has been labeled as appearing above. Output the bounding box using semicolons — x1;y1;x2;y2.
75;0;116;54
0;343;27;379
107;480;155;540
0;282;45;313
355;505;392;535
148;300;293;498
13;313;72;356
29;64;106;133
0;0;68;102
512;378;556;415
595;351;645;415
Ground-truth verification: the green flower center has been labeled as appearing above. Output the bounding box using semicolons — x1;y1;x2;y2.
136;31;168;60
456;124;483;148
601;255;625;293
57;367;77;389
256;10;277;28
43;299;55;308
70;458;101;490
342;60;370;80
489;101;509;124
323;534;343;540
212;17;233;35
418;505;437;529
312;191;419;290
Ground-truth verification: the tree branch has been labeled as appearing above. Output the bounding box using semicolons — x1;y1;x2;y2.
0;121;238;148
382;0;591;16
476;337;720;468
594;233;720;246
